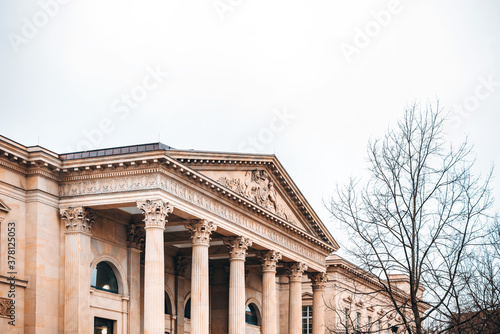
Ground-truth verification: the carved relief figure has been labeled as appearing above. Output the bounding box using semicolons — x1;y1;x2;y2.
217;169;294;224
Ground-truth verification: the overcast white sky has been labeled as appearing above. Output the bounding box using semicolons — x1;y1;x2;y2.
1;0;499;250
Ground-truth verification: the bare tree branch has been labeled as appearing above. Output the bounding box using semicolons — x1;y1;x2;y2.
327;102;497;334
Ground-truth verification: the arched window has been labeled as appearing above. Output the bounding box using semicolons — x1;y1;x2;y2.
165;292;172;315
245;303;260;326
184;298;191;319
91;262;119;294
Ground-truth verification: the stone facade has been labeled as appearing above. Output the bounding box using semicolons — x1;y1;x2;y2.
300;255;427;334
0;135;421;334
0;136;338;334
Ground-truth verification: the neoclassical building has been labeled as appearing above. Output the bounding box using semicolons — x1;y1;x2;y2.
0;135;339;334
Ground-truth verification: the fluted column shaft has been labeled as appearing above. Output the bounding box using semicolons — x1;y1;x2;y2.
175;257;189;334
127;223;145;334
138;200;173;334
128;247;142;334
311;272;328;334
60;206;95;334
192;242;209;333
286;262;307;334
259;251;282;334
144;226;164;333
186;220;217;334
225;236;252;334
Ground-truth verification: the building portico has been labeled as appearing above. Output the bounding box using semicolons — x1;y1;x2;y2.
0;137;338;334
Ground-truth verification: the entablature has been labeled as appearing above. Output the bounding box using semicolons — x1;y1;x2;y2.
58;165;333;269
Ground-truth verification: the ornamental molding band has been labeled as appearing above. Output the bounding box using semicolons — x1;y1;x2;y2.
174;256;189;276
224;236;252;261
59;172;329;266
0;297;13;319
185;219;217;246
286;262;308;282
217;169;297;225
258;250;282;273
137;199;174;229
310;272;328;291
60;206;96;233
127;223;145;250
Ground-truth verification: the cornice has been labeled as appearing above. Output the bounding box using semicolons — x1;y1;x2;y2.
0;158;28;175
0;145;61;181
26;167;60;181
328;262;410;301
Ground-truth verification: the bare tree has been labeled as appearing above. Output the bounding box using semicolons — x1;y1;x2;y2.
327;102;496;334
443;216;500;334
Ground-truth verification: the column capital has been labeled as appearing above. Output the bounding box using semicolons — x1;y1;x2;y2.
224;236;252;261
175;256;189;276
60;206;95;233
137;199;174;229
127;223;145;250
285;262;308;282
258;250;282;273
310;272;328;291
185;219;217;245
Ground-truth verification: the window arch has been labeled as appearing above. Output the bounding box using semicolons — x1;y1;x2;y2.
165;291;172;315
91;262;119;294
90;256;128;296
184;298;191;319
245;303;260;326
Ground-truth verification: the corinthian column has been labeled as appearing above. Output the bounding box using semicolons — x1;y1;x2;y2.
137;200;174;334
310;272;328;334
258;250;282;334
60;206;95;334
224;236;252;334
286;262;308;334
186;220;217;334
